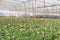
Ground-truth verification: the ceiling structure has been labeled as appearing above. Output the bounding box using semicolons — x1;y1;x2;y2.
0;0;60;16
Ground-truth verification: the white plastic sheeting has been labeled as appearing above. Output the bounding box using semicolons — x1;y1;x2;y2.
0;10;27;16
0;0;60;17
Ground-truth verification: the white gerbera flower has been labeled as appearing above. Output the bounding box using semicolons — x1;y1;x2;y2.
37;32;39;34
8;23;10;25
30;13;33;16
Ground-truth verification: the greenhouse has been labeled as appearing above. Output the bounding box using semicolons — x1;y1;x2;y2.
0;0;60;40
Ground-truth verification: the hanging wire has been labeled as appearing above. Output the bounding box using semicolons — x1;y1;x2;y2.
33;0;36;18
17;5;18;18
55;4;58;18
19;5;21;17
0;0;3;3
15;5;17;18
11;6;13;18
51;0;58;40
43;0;46;40
44;0;46;18
34;0;36;18
52;0;57;19
32;0;34;18
24;2;26;17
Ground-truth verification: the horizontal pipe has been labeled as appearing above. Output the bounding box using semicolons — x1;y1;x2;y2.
0;10;60;18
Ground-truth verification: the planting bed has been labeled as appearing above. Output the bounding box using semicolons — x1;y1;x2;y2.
0;17;60;40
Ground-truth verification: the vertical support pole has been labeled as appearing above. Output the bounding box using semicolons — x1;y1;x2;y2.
24;2;27;17
32;0;34;17
17;5;18;18
0;0;4;3
56;5;58;18
33;0;36;17
43;0;46;40
44;0;46;18
19;5;21;17
15;5;18;18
